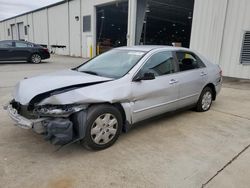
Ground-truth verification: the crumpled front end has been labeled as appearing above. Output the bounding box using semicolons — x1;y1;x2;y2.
5;99;88;145
4;69;117;145
4;69;132;146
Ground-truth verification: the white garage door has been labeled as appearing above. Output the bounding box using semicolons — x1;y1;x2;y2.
11;24;17;40
17;22;24;40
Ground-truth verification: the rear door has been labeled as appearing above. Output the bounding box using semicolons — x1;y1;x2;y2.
0;41;14;61
131;50;179;123
12;41;33;60
174;51;208;108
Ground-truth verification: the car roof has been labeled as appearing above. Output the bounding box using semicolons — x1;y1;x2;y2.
116;45;192;52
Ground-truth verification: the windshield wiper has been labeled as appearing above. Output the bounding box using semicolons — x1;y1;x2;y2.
80;70;99;76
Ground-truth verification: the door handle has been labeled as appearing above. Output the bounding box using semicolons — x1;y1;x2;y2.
200;72;207;76
169;79;179;85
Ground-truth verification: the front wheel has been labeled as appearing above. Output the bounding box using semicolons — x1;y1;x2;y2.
30;54;42;64
196;87;213;112
82;105;122;150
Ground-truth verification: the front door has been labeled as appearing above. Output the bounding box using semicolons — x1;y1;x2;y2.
131;51;179;123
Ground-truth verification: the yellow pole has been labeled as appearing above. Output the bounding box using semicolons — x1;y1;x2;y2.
90;45;93;58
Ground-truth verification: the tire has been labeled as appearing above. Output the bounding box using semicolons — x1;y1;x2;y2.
30;54;42;64
82;104;122;150
196;87;213;112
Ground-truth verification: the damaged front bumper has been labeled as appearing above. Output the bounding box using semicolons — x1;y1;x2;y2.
4;104;48;130
4;102;88;145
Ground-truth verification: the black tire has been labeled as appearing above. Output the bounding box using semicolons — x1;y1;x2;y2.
30;53;42;64
196;87;213;112
81;104;123;150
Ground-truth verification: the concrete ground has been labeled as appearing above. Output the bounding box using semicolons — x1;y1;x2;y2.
0;55;250;188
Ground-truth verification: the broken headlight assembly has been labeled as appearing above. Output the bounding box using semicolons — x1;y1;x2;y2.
33;104;87;117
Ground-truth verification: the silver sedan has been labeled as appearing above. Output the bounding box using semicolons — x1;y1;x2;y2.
4;46;222;150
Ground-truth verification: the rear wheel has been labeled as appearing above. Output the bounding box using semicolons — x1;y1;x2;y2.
30;54;42;64
82;105;122;150
196;87;213;112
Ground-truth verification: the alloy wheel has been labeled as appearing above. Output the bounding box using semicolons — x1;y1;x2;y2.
31;54;41;64
201;91;212;111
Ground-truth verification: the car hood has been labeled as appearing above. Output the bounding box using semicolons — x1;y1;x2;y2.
13;69;113;105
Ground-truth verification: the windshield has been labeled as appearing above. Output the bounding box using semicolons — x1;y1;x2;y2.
77;49;145;78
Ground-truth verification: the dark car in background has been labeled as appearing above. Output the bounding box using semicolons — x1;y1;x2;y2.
0;40;50;64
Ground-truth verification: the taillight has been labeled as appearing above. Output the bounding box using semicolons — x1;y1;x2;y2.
43;48;49;53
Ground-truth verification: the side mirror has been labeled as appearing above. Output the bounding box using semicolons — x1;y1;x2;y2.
133;72;155;82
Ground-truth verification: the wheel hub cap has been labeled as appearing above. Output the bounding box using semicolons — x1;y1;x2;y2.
90;113;118;145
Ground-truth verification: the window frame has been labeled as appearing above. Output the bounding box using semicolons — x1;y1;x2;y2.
133;50;178;80
173;50;206;73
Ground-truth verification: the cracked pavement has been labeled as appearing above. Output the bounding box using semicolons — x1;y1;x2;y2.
0;56;250;188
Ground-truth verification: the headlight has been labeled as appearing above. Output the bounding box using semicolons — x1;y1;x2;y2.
33;104;87;117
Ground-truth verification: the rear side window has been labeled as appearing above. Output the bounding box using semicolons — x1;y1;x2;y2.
176;51;205;72
15;42;32;48
0;41;13;48
140;51;175;77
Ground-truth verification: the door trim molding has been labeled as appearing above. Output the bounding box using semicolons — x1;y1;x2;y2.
133;93;199;113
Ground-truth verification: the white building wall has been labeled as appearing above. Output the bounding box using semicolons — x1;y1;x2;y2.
190;0;228;66
0;22;5;40
33;10;48;45
191;0;250;79
6;19;16;40
69;0;81;57
0;0;125;58
219;0;250;79
48;3;69;55
5;0;249;79
27;13;34;42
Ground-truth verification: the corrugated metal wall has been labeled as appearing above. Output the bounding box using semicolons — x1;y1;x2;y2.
1;0;250;79
190;0;228;66
33;10;49;45
48;3;70;55
191;0;250;79
0;0;117;58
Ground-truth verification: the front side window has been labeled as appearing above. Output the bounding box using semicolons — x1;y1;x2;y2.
176;51;205;72
77;49;145;78
140;51;175;77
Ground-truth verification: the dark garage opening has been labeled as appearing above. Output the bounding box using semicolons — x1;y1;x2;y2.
137;0;194;47
96;1;128;54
